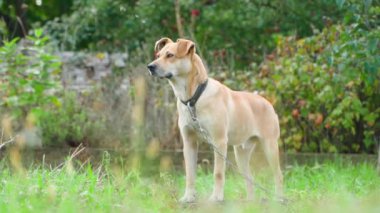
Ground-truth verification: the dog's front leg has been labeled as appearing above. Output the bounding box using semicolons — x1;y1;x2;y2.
179;132;198;203
209;138;227;202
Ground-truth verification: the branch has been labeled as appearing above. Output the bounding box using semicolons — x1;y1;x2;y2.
0;137;15;150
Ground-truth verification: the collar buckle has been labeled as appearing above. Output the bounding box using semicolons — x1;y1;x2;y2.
180;79;208;107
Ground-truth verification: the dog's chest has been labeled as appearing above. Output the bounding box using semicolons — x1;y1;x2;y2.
179;108;199;127
178;105;208;131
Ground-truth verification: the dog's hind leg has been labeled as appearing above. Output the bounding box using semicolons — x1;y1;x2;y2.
261;138;283;198
234;141;256;200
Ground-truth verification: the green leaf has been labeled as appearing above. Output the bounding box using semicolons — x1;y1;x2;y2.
364;0;373;11
50;96;62;107
5;37;19;47
364;113;377;123
367;38;378;54
336;0;345;9
34;28;43;38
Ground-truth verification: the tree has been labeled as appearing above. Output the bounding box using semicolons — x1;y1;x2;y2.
0;0;73;40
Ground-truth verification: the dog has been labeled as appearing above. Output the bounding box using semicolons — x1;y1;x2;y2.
147;38;283;202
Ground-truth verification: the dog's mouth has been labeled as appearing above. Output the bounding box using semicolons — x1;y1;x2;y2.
149;71;173;79
147;64;173;79
163;72;173;79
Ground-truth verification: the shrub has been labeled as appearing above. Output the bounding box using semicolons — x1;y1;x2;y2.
0;29;61;122
37;92;102;147
254;23;379;153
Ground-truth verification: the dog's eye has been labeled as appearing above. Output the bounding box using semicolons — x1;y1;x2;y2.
167;53;174;58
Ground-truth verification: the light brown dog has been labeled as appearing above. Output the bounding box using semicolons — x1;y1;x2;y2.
147;38;283;202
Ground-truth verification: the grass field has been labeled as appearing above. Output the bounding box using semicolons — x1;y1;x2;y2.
0;158;379;213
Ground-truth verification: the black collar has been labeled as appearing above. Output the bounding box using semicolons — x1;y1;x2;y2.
180;79;208;107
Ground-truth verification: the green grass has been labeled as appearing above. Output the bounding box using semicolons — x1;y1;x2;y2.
0;159;379;212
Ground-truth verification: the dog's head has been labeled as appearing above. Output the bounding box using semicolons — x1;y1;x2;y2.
147;38;196;79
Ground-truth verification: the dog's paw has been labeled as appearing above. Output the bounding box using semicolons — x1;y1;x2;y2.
208;193;224;202
179;193;196;203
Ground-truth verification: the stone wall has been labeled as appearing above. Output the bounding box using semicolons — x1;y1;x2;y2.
59;52;128;90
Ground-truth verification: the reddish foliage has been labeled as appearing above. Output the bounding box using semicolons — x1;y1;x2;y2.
191;9;200;17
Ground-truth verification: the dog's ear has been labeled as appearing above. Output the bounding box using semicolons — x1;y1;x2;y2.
176;39;195;58
154;37;173;53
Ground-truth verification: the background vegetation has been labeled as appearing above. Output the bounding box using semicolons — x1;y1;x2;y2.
0;0;379;153
0;1;379;212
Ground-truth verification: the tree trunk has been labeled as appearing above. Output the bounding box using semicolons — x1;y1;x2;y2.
14;0;28;37
174;0;185;38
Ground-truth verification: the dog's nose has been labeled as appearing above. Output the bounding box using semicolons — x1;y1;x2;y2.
147;64;157;72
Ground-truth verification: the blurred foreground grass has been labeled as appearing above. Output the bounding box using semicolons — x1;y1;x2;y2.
0;159;379;212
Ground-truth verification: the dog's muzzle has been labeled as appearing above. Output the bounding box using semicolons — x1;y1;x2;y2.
147;64;173;79
147;64;157;75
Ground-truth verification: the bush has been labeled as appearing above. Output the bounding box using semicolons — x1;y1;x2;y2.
254;23;379;153
0;29;61;122
38;92;102;147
